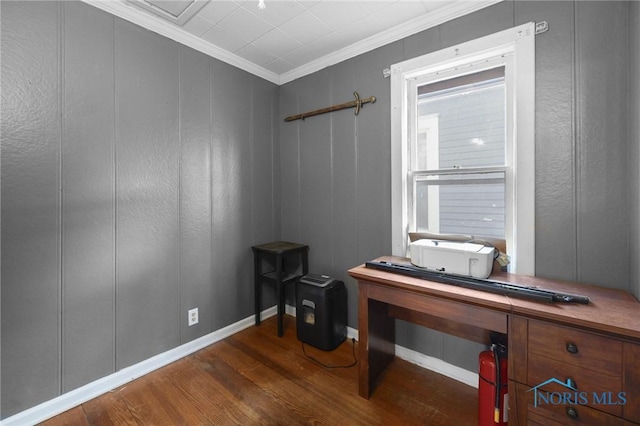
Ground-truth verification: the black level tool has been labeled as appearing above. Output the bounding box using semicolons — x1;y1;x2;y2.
365;261;590;304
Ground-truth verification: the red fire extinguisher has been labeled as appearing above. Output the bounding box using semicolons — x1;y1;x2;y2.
479;343;508;425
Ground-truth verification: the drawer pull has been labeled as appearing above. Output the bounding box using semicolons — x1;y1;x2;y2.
566;342;579;354
566;406;579;419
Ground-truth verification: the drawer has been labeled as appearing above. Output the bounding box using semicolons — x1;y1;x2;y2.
514;382;625;426
528;353;622;417
528;320;622;377
525;399;624;425
623;342;640;423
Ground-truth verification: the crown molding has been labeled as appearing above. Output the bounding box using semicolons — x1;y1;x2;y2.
124;0;209;25
278;0;502;85
82;0;501;86
81;0;281;84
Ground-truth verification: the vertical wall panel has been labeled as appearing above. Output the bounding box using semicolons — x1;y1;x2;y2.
0;1;61;417
515;1;578;282
179;46;212;343
330;59;359;326
355;42;402;262
252;78;277;246
252;78;278;307
115;21;180;369
272;84;282;241
630;1;640;299
575;2;628;289
395;320;444;361
299;69;333;272
62;2;115;392
210;61;253;328
440;1;513;48
403;26;440;61
278;81;302;306
279;82;301;242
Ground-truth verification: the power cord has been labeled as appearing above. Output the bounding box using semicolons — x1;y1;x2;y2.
301;338;358;369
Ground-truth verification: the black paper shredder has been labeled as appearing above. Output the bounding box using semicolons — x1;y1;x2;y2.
296;274;347;351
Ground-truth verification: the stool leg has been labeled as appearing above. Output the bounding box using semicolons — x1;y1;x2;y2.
276;253;284;337
254;252;261;326
302;248;309;275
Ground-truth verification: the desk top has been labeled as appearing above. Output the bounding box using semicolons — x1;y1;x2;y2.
349;256;640;342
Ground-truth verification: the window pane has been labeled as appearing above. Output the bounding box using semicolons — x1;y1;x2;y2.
416;69;505;170
415;172;505;238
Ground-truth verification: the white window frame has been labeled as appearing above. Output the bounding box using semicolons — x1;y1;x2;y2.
390;23;536;275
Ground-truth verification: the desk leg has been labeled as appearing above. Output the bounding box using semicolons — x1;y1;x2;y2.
359;282;395;398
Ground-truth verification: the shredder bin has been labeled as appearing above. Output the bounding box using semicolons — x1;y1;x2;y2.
296;274;347;351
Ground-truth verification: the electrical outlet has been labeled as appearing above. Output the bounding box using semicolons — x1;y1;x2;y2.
188;308;199;326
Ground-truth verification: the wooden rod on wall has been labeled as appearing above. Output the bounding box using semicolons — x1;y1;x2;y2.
284;91;376;122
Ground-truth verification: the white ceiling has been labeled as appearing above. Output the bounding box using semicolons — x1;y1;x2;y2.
83;0;501;84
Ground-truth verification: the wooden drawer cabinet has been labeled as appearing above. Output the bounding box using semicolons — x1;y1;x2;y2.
528;321;622;376
510;317;640;425
528;320;624;417
513;382;625;425
526;353;622;417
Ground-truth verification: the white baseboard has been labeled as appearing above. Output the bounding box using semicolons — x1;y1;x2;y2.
1;306;278;426
2;304;477;425
287;304;475;388
395;345;479;389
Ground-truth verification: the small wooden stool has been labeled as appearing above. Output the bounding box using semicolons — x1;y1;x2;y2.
252;241;309;337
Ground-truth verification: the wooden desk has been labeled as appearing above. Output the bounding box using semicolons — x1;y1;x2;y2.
348;256;640;425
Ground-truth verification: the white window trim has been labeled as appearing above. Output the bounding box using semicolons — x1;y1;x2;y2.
390;22;535;275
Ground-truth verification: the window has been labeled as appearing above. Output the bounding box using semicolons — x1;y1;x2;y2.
391;23;536;275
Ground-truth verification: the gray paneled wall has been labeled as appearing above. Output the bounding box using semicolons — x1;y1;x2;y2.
574;2;629;288
62;2;116;392
279;0;632;372
516;1;578;281
631;0;640;300
1;1;61;414
179;45;213;345
0;1;279;418
210;59;254;328
298;69;333;274
115;18;182;371
1;0;636;419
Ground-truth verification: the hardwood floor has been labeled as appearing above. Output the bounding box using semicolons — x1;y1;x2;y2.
41;316;478;425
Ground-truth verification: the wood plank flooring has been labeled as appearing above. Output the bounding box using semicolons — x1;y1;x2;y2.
41;316;478;425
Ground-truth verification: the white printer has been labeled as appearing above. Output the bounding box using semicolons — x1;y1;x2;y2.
409;239;495;279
